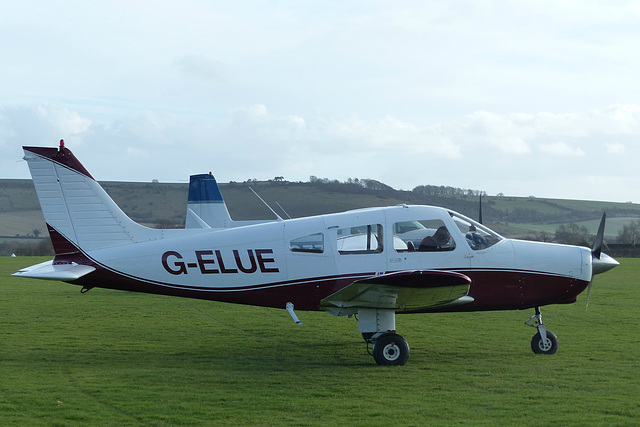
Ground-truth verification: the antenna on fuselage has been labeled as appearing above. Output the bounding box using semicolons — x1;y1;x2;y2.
249;187;283;221
276;201;292;219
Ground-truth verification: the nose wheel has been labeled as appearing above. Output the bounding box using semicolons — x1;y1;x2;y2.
525;307;558;355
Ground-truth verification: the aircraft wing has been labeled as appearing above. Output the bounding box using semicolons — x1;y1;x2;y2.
320;270;472;315
12;260;95;281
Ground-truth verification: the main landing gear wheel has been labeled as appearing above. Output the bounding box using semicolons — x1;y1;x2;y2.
372;333;410;366
531;330;558;355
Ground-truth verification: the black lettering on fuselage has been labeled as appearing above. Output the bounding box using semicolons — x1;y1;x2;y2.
234;249;257;273
196;250;218;274
162;251;187;275
161;249;280;275
216;250;238;273
255;249;279;273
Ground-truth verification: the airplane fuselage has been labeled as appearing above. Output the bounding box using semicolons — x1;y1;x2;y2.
59;205;592;313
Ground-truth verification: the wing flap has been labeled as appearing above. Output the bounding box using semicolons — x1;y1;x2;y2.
13;260;95;281
321;270;472;314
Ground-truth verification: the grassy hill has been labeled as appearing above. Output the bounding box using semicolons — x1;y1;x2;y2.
2;178;640;246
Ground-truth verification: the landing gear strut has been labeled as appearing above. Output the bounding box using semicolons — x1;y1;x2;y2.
358;308;410;366
525;307;558;355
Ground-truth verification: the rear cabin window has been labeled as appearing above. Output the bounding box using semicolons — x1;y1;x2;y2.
393;220;456;252
337;224;383;254
290;232;324;253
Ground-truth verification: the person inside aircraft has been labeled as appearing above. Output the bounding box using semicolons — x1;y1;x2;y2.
466;225;488;250
418;226;453;251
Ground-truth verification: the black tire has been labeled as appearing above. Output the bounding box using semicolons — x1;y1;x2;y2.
372;333;410;366
531;330;558;355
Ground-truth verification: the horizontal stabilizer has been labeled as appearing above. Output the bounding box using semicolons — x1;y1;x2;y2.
321;270;472;315
12;260;95;281
186;208;212;229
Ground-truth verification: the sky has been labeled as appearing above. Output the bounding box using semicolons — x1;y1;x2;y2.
2;1;640;203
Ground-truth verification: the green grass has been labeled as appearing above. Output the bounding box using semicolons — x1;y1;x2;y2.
2;257;639;425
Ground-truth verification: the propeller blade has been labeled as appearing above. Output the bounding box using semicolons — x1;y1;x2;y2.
586;280;593;309
586;212;619;309
592;213;606;259
478;194;483;225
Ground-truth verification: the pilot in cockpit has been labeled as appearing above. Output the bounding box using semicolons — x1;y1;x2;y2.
418;226;452;251
466;225;488;250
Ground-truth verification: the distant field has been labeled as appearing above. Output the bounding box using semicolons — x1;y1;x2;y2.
493;216;639;238
2;178;640;242
2;256;638;425
0;211;46;237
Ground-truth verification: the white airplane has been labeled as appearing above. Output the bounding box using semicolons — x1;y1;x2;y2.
14;141;619;365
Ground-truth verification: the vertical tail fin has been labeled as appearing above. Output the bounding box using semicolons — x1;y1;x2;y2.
185;173;277;229
23;142;161;253
185;173;233;229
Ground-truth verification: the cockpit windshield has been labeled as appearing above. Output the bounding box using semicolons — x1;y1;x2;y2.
449;212;503;251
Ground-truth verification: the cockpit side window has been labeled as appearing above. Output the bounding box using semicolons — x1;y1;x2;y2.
393;220;456;252
449;213;502;251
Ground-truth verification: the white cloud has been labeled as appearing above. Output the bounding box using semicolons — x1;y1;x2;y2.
325;114;462;158
172;55;227;82
589;104;640;134
605;142;626;154
0;104;91;148
456;111;533;154
538;141;586;156
532;112;590;138
527;0;640;25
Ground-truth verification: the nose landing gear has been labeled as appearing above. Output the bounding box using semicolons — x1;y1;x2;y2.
525;307;558;355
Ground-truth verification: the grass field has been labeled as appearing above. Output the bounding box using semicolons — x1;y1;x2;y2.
1;257;639;426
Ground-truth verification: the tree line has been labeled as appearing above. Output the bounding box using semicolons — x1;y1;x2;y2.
309;176;485;196
412;185;487;198
548;221;640;246
1;239;52;257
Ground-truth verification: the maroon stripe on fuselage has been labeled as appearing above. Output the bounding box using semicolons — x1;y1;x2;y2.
461;269;588;309
66;262;589;313
409;268;589;313
70;265;353;311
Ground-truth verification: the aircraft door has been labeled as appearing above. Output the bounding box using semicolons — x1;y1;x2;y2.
389;218;472;271
331;222;388;276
